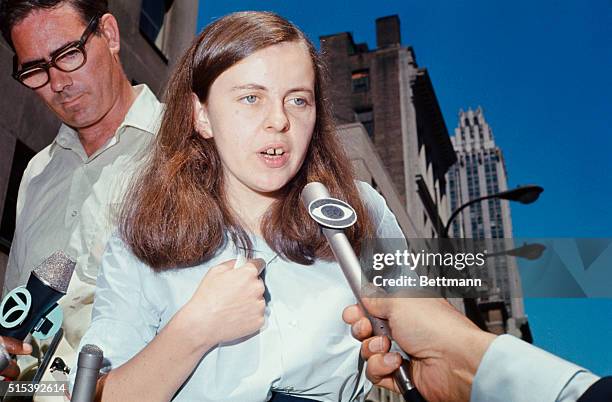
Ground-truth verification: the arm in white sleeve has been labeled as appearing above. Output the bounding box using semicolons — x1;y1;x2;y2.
70;234;159;389
471;334;600;402
3;162;34;296
356;181;405;240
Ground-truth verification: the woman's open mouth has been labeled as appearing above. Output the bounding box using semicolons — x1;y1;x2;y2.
258;147;289;167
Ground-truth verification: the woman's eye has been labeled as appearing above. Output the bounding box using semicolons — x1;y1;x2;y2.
290;97;307;106
241;95;258;104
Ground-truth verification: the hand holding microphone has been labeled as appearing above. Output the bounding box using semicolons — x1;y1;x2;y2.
301;182;426;402
300;182;497;402
343;297;496;402
0;336;33;379
0;251;75;373
0;251;75;340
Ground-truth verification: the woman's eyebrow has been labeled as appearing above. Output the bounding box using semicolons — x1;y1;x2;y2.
287;87;314;94
231;84;267;91
230;84;314;96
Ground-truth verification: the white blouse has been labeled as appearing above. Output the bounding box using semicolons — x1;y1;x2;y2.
75;182;405;401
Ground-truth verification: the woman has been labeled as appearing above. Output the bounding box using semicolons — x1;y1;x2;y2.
77;11;405;402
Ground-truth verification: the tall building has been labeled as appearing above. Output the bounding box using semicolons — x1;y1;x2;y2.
446;107;527;335
320;15;457;239
0;0;199;284
321;18;463;402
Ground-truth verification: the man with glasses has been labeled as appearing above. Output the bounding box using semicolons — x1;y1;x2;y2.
12;14;100;91
0;0;163;380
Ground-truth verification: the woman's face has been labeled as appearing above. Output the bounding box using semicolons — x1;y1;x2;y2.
195;41;316;198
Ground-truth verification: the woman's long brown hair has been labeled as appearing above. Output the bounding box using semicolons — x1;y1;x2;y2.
120;11;373;270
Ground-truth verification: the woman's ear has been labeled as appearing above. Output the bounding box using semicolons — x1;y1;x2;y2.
192;93;213;138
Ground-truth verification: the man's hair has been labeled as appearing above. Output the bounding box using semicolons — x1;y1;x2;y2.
0;0;108;49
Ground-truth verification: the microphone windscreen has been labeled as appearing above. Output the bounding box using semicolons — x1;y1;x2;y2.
31;251;75;294
80;344;103;357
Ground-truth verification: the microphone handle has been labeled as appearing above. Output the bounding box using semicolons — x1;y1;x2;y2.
369;315;426;401
72;367;98;402
322;227;427;402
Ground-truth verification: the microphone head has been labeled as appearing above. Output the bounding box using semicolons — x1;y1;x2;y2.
80;344;103;357
78;344;104;369
301;182;357;229
32;251;75;294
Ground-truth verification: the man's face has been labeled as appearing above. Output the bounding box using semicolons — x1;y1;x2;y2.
11;4;120;129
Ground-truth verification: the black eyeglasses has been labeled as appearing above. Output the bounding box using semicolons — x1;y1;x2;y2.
12;15;100;90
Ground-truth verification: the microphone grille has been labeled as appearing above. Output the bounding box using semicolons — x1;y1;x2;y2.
81;344;103;356
32;251;76;293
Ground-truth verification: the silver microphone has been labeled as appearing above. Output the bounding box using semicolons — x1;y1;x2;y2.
71;344;103;402
301;182;426;402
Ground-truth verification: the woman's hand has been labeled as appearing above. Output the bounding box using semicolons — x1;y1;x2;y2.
97;258;267;402
181;258;267;347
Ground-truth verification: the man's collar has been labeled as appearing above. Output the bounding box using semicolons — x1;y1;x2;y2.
52;84;163;153
121;84;164;134
54;124;80;151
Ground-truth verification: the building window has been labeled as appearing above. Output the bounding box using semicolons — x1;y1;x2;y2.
0;140;35;253
351;69;369;93
139;0;175;61
355;108;374;138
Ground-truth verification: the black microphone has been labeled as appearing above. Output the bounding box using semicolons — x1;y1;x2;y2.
0;251;75;341
301;182;426;402
71;344;103;402
0;251;75;372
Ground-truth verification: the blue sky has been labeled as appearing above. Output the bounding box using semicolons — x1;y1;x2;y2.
197;1;611;374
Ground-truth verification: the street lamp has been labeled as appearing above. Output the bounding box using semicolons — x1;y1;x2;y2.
486;242;546;261
496;185;544;204
442;184;543;238
440;184;543;332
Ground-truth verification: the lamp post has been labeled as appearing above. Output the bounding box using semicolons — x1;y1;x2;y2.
442;185;543;238
441;184;543;331
486;242;546;261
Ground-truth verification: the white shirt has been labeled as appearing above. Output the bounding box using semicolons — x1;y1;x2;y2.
3;84;163;347
76;182;405;401
472;334;600;402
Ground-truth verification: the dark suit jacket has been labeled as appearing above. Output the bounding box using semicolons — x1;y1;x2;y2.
578;377;612;402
